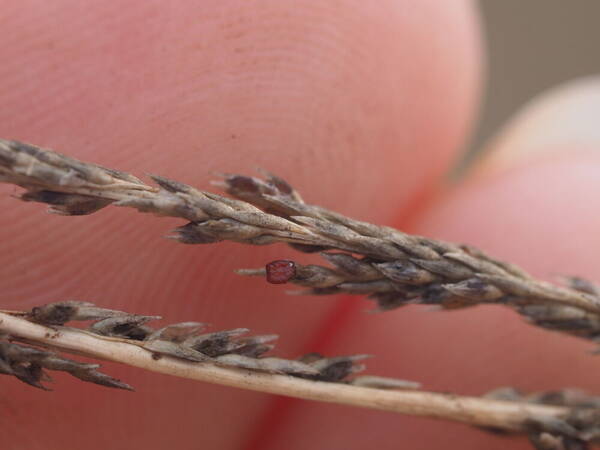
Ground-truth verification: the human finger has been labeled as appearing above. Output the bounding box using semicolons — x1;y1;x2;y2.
257;78;600;450
0;1;481;449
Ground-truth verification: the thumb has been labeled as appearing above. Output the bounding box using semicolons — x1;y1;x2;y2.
476;75;600;175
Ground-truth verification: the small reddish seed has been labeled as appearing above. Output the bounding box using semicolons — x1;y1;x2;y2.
266;260;297;284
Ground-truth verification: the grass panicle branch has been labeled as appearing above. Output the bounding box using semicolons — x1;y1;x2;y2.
0;333;133;391
2;138;600;343
2;301;377;388
4;303;600;449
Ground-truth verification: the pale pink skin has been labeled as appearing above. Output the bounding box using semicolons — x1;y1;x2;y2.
2;2;597;449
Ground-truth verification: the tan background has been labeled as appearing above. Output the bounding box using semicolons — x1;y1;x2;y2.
473;1;600;156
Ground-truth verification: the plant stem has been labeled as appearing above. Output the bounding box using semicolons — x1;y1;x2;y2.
0;311;568;431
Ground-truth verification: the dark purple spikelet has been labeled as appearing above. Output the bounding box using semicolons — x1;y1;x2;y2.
266;260;296;284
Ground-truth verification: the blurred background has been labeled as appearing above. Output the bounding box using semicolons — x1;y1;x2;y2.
472;1;600;159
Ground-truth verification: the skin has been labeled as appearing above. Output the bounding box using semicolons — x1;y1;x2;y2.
1;1;598;449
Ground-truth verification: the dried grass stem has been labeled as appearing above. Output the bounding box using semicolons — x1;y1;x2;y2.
0;311;568;431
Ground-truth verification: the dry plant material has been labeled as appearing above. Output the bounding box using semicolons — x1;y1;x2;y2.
3;139;600;448
5;301;600;449
6;300;369;381
2;139;600;343
0;334;132;391
485;388;600;449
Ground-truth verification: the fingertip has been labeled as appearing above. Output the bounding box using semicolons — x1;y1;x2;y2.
0;1;482;449
245;60;600;450
473;76;600;177
266;150;600;450
0;0;482;223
